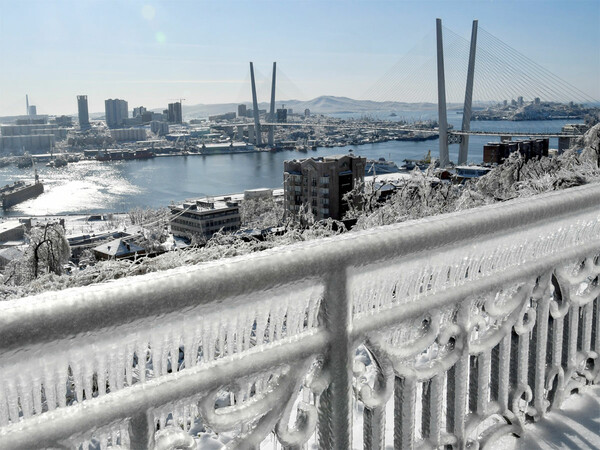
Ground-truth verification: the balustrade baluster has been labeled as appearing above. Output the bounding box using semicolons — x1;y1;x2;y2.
394;376;416;450
565;306;579;378
317;267;352;450
422;374;443;446
498;334;511;412
363;405;385;450
532;293;550;417
477;351;491;415
593;298;599;357
582;301;593;355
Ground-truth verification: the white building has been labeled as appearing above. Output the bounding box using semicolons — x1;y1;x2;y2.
110;128;146;142
170;196;241;241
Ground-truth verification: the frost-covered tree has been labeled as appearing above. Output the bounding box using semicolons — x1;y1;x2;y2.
240;196;284;229
3;223;70;286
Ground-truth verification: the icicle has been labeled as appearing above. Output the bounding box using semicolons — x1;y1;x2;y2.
125;344;134;387
170;337;181;373
17;375;33;418
137;342;148;383
226;314;238;356
120;422;130;447
96;357;107;397
56;366;67;408
150;338;164;378
43;370;57;411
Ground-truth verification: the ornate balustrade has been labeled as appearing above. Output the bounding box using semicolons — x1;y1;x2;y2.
1;183;599;449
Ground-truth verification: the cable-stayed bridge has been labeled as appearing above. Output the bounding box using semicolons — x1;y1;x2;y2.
245;19;597;165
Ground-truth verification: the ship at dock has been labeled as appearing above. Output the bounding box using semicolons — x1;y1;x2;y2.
0;172;44;209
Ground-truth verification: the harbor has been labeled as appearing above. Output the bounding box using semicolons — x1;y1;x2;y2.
0;116;577;217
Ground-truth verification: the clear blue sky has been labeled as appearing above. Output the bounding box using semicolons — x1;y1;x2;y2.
0;0;598;115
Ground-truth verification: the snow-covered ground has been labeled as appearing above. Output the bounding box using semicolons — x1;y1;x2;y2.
497;385;600;450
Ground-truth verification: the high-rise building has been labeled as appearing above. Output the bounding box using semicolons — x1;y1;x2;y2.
105;99;128;128
304;109;310;118
284;154;366;221
517;96;524;107
77;95;90;129
168;102;182;124
238;104;247;118
133;106;147;118
534;97;541;105
28;105;37;116
276;108;287;123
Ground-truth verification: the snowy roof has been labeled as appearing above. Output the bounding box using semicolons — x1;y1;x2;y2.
0;247;23;261
93;238;145;257
0;221;23;233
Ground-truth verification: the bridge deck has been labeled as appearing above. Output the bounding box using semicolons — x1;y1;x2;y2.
235;122;583;138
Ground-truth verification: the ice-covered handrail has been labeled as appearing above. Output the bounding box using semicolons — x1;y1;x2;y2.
1;183;598;352
1;183;600;449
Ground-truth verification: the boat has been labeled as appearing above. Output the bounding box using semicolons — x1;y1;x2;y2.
365;157;401;176
16;155;33;169
47;157;68;168
96;149;155;162
403;150;432;170
1;172;44;209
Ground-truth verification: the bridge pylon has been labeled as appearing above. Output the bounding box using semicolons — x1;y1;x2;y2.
250;62;262;146
268;62;276;147
436;18;449;168
459;20;478;165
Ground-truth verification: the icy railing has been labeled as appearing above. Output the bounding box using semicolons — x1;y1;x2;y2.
1;184;600;449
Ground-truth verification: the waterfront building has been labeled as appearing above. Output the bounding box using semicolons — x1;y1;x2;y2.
284;154;366;221
77;95;90;129
150;121;169;136
559;123;589;152
105;99;128;128
15;117;46;125
0;124;66;138
483;138;549;164
168;102;182;124
518;96;524;106
238;104;247;118
0;134;56;153
170;196;241;241
276;108;287;123
534;97;541;105
54;115;73;127
110;128;146;142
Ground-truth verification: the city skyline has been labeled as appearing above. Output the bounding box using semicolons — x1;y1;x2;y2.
1;0;599;116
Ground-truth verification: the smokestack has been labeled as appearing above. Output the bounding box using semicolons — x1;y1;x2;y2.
268;62;276;147
250;62;262;146
26;95;29;116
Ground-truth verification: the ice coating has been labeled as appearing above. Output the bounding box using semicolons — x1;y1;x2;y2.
0;282;323;426
0;183;599;448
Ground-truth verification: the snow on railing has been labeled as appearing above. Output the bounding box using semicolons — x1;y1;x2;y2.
1;183;600;449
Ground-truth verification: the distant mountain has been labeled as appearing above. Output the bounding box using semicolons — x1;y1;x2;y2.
176;96;463;118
